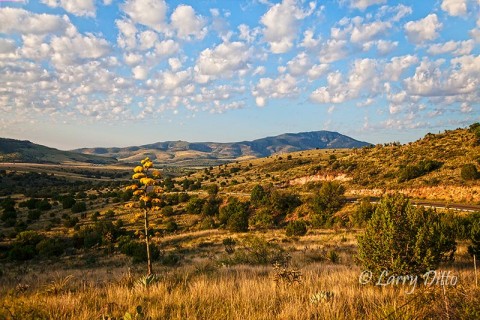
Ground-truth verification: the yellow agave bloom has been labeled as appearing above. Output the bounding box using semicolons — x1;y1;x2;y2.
153;206;161;211
124;202;134;208
140;177;155;186
152;170;161;178
141;157;150;165
133;166;144;173
133;190;144;196
143;161;153;169
140;196;151;202
154;186;164;193
125;184;138;191
132;173;146;179
151;198;161;204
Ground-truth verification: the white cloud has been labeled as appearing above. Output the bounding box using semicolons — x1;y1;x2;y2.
0;8;70;35
307;64;329;81
350;20;390;43
286;52;313;76
441;0;467;17
122;0;167;31
171;5;207;40
319;39;348;63
132;65;148;80
376;40;398;55
252;74;298;106
260;0;316;53
168;58;182;71
0;38;17;54
138;30;158;50
154;39;179;56
195;41;251;83
404;14;442;44
427;40;474;56
300;29;320;49
350;0;386;11
41;0;96;17
384;55;418;81
238;24;260;43
50;33;110;68
116;19;137;50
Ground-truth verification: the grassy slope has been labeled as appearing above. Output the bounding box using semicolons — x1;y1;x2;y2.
187;126;480;203
0;138;117;164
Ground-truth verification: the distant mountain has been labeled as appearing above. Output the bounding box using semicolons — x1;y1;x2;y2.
0;138;117;164
74;131;371;165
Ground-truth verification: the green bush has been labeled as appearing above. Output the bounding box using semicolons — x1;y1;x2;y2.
36;237;65;257
220;236;287;266
165;219;178;233
119;238;160;263
357;194;456;276
250;208;274;229
351;198;375;227
285;220;307;237
161;206;174;217
468;219;480;259
62;196;76;209
27;209;42;221
461;164;479;181
71;202;87;213
397;160;443;182
186;197;205;214
219;197;250;232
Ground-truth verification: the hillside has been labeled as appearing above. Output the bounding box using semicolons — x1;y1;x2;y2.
0;138;117;164
188;125;480;203
73;131;370;165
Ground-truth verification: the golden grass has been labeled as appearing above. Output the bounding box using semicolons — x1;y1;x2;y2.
1;231;479;320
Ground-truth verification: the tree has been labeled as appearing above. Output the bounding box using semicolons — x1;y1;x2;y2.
250;185;267;206
310;182;345;227
357;194;456;277
286;220;307;237
124;157;163;275
468;218;480;259
461;164;479;181
219;197;250;232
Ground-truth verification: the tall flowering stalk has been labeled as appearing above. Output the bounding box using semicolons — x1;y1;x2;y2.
125;157;163;275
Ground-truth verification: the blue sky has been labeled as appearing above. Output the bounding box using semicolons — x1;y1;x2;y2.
0;0;479;149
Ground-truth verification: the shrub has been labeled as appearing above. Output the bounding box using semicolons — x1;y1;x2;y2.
186;197;205;214
161;206;174;217
198;217;216;230
61;196;76;209
36;237;65;257
27;210;42;221
351;198;375;227
165;219;178;233
71;202;87;213
468;218;480;259
250;208;274;229
250;185;267;206
461;164;479;181
397;160;443;182
219;197;250;232
63;217;79;228
357;194;456;276
119;238;160;263
221;236;287;266
285;220;307;237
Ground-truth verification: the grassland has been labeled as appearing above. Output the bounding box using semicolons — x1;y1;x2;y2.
0;125;479;319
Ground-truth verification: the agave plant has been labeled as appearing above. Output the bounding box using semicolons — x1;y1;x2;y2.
135;274;159;289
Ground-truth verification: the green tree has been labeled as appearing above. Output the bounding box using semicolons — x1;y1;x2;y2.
310;182;345;227
219;197;250;232
461;164;479;181
286;220;308;237
467;218;480;259
250;185;267;206
357;194;456;276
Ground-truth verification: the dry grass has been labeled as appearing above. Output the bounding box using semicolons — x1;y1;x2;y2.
1;231;479;320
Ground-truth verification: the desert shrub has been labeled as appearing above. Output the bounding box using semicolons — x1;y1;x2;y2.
357;194;456;276
186;197;205;214
221;236;287;266
468;218;480;259
351;198;376;227
71;201;87;213
198;216;216;230
397;160;443;182
250;208;274;229
27;209;42;221
310;182;345;227
119;238;160;263
36;199;52;211
201;198;220;216
285;220;307;237
161;206;174;217
165;219;179;233
8;231;45;261
250;185;268;206
219;197;250;232
63;217;79;228
36;237;65;257
61;196;76;209
461;164;479;181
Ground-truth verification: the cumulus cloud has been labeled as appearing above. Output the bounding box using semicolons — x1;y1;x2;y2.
260;0;316;53
50;33;110;68
41;0;96;17
404;14;442;44
349;0;386;11
427;40;474;56
122;0;167;31
171;5;207;40
195;41;251;83
0;8;70;35
252;74;298;106
441;0;467;17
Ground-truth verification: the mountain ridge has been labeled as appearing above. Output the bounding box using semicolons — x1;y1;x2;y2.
73;130;371;164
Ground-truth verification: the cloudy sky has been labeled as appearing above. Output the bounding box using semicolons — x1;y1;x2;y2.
0;0;479;149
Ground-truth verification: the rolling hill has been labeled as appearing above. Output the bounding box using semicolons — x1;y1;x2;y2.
73;131;370;165
0;138;117;164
